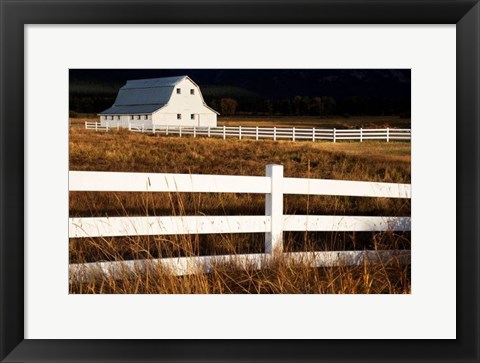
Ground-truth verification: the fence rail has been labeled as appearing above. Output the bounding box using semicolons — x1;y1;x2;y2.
85;121;411;143
69;165;411;280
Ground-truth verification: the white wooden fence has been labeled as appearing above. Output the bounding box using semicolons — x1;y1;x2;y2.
69;165;411;280
85;121;411;142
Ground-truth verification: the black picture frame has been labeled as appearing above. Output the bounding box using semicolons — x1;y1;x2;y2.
1;1;479;362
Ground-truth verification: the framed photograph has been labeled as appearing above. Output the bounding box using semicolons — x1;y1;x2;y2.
68;68;412;294
1;0;479;362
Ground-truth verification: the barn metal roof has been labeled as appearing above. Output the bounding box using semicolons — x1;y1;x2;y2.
98;75;220;115
123;75;187;89
99;76;187;115
99;104;164;115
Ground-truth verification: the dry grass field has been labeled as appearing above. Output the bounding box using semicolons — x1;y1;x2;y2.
219;115;411;129
69;124;411;294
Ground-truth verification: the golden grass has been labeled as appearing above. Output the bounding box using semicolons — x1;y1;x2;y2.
69;127;410;176
218;115;411;129
69;126;411;294
70;229;410;294
70;255;411;294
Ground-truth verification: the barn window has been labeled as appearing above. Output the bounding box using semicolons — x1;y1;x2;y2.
190;89;195;95
117;116;120;120
176;88;181;94
144;115;148;120
191;114;195;120
137;115;141;120
110;116;114;120
177;114;182;120
131;115;134;120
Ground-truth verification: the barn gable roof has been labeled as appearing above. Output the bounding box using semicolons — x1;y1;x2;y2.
99;75;187;115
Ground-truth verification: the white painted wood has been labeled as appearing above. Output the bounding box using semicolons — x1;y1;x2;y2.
265;164;284;253
284;250;410;268
283;177;411;198
87;124;410;143
69;171;270;193
69;213;411;240
149;77;217;127
69;250;410;281
69;215;271;238
283;215;411;232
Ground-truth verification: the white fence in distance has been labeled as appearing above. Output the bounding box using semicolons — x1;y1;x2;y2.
69;165;412;280
85;121;411;143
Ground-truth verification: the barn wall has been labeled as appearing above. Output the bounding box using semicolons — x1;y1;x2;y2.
152;78;217;127
198;113;217;127
100;115;152;128
152;112;198;127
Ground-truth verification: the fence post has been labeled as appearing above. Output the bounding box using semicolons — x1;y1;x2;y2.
95;122;98;132
387;128;390;142
273;127;277;141
117;122;120;130
142;124;145;133
360;128;363;142
333;128;336;143
256;126;259;141
223;125;226;140
106;122;109;132
179;126;182;137
85;121;88;129
166;125;169;136
208;126;211;137
265;164;284;254
239;126;242;140
292;127;296;142
193;126;196;138
312;127;315;142
128;122;131;131
152;125;155;135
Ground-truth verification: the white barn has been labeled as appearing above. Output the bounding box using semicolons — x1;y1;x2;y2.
99;75;219;128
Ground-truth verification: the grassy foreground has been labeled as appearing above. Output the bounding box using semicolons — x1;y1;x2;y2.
69;127;411;294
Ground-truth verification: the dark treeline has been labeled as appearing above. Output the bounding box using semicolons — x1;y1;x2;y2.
206;95;410;117
70;91;410;118
69;69;411;117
